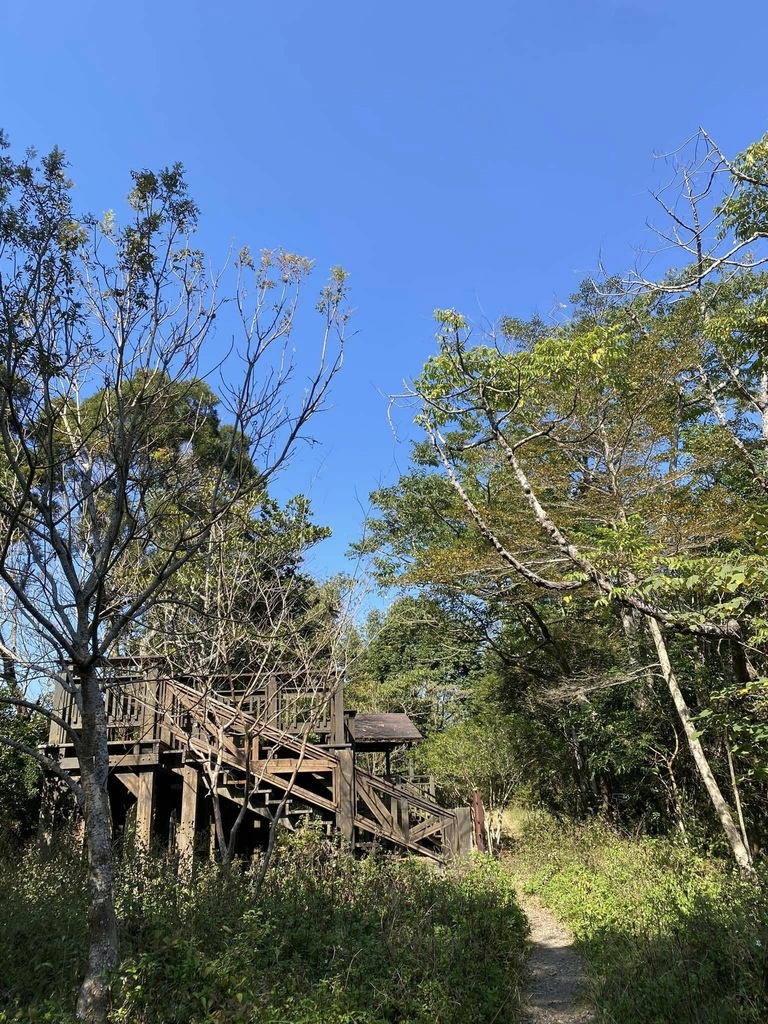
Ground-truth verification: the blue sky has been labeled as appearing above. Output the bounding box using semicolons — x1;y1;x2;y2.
2;0;768;597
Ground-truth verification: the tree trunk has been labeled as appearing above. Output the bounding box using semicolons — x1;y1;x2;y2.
725;734;753;869
75;670;119;1023
647;618;756;881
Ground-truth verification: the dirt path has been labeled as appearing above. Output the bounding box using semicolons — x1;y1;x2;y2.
518;893;595;1024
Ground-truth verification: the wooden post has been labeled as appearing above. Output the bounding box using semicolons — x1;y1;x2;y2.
141;666;158;743
397;793;410;842
136;770;155;849
336;748;355;846
456;806;474;855
472;790;488;853
445;806;474;857
178;762;199;871
444;814;458;857
332;674;345;745
49;681;67;745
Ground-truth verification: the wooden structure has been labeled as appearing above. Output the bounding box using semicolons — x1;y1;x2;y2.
43;659;477;862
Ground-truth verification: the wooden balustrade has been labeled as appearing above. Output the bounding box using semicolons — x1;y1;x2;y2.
44;660;475;861
48;664;339;749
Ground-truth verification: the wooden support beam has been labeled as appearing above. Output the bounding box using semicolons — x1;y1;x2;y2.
332;677;345;745
140;667;159;742
336;748;355;845
352;815;443;862
409;814;448;844
59;740;165;772
397;794;410;842
178;762;199;872
136;770;155;850
444;815;458;857
115;772;139;799
250;756;336;773
259;774;336;813
455;806;474;855
357;777;398;833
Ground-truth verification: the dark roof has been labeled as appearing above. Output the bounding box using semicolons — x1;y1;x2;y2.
347;713;423;749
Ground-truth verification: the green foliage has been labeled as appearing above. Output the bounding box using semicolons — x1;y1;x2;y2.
0;837;528;1024
360;134;768;859
347;595;481;734
416;715;533;843
511;816;768;1023
0;686;46;842
0;843;87;1022
718;133;768;241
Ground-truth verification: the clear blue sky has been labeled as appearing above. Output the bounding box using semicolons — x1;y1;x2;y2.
2;0;767;593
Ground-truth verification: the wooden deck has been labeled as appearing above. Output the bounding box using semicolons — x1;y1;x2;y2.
43;660;476;862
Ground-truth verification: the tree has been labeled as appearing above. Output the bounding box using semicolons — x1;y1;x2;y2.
0;135;349;1020
347;594;481;736
363;132;768;879
417;714;536;850
415;304;758;876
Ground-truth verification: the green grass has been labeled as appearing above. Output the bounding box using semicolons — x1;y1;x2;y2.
0;827;527;1024
507;813;768;1024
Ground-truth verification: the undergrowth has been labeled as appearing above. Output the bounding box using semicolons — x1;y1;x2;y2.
509;814;768;1024
0;825;527;1024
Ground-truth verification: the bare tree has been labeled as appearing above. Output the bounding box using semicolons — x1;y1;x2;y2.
141;505;349;874
0;137;349;1021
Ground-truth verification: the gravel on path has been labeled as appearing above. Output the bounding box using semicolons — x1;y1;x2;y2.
518;893;595;1024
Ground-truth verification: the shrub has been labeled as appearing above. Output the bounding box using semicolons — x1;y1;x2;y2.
0;830;528;1024
509;814;768;1024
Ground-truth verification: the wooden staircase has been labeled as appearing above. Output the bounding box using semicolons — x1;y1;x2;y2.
165;679;467;861
44;662;476;862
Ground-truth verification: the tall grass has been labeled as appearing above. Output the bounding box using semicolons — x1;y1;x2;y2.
0;826;527;1024
508;814;768;1024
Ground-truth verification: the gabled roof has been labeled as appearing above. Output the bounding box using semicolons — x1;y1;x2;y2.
346;712;423;749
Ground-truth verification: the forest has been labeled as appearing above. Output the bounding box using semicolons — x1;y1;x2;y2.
2;126;768;1024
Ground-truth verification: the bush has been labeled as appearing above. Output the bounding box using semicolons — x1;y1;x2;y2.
0;828;528;1023
509;814;768;1024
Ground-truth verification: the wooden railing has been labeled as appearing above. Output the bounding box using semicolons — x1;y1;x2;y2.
164;681;462;860
48;661;343;748
47;662;471;860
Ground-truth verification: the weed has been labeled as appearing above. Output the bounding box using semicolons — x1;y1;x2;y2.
0;830;527;1024
508;814;768;1024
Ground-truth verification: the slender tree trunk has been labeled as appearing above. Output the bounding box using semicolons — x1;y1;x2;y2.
223;729;254;872
75;670;119;1023
564;724;589;815
666;766;688;843
647;618;756;881
659;728;688;842
725;734;753;869
207;760;231;873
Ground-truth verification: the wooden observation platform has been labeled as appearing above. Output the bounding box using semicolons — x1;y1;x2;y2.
43;660;477;863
